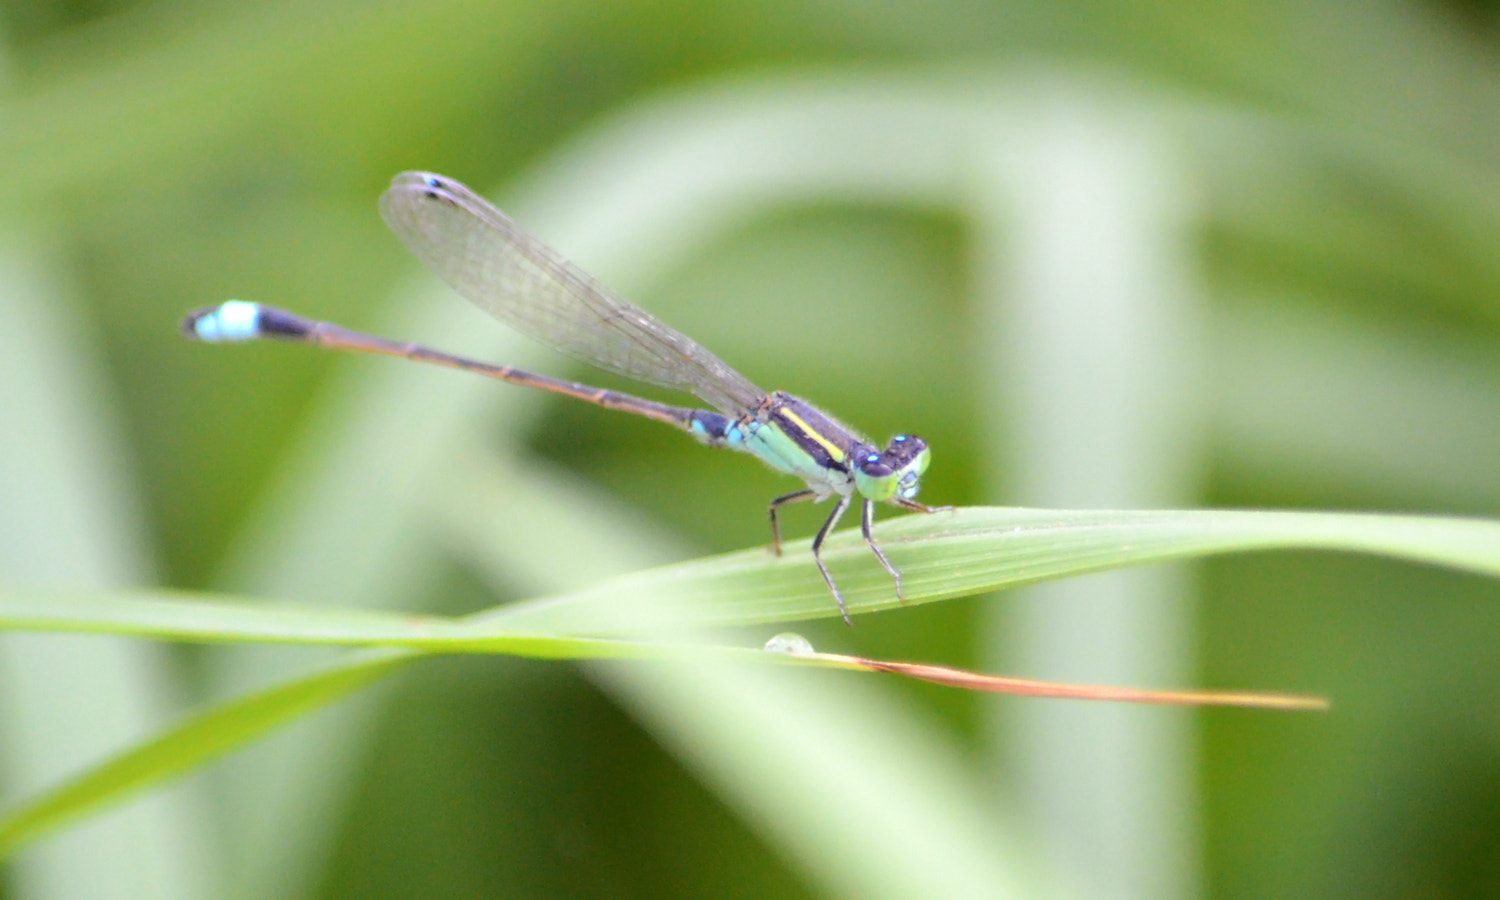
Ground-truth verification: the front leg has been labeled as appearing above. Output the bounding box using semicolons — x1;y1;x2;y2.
767;489;818;556
893;497;954;514
861;499;906;602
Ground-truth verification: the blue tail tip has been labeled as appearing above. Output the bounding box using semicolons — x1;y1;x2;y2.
182;300;262;342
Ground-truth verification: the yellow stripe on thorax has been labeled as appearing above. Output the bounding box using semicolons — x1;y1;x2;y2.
778;408;847;463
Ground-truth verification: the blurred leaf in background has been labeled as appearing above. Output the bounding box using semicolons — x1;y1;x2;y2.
1;0;1500;898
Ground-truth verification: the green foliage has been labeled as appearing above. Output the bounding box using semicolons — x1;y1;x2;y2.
3;0;1500;897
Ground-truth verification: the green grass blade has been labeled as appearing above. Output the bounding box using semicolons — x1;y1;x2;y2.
2;503;1499;857
0;650;409;858
478;506;1500;633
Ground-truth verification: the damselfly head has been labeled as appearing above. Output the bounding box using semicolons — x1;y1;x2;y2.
853;434;930;502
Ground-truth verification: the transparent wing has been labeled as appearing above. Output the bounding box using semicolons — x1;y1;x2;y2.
379;172;765;415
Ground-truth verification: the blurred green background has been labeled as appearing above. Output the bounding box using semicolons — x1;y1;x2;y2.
3;0;1500;897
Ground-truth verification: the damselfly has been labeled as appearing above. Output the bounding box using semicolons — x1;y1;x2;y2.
183;172;946;624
